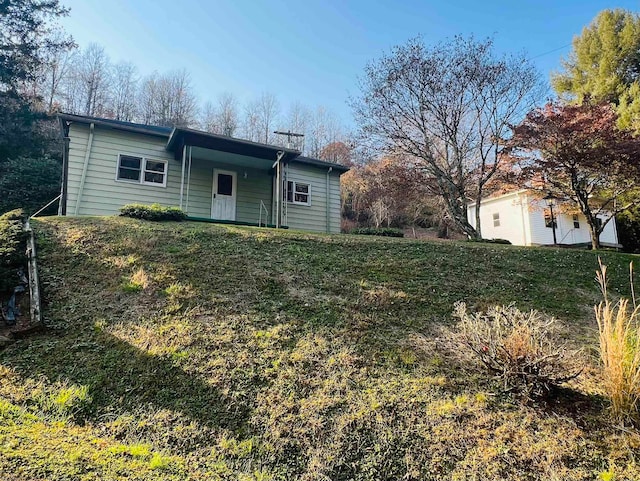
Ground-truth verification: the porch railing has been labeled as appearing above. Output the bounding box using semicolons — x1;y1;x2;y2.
259;200;269;227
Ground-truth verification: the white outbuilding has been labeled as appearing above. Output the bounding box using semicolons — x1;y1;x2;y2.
467;190;620;248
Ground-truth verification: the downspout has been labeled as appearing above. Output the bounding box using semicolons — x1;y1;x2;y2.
179;144;186;210
74;122;95;215
518;193;528;245
59;120;71;215
326;167;333;233
185;146;192;214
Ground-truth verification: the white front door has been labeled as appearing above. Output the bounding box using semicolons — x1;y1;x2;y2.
211;169;237;220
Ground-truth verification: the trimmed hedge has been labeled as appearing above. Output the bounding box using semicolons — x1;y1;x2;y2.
351;227;405;238
468;238;512;245
0;209;27;292
119;204;186;222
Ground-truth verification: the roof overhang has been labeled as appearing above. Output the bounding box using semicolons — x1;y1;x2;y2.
57;113;350;173
57;113;172;138
292;156;350;173
167;127;300;162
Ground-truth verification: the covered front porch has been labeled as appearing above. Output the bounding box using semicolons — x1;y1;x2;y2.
167;128;299;228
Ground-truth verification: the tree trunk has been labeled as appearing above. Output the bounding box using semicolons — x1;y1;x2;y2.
474;197;482;240
590;224;602;250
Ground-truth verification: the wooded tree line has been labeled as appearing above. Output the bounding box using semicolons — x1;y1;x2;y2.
24;42;348;158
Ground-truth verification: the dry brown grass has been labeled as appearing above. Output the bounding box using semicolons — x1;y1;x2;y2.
453;303;581;397
596;259;640;424
130;267;150;290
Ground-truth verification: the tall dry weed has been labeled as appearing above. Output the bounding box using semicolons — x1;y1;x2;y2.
595;259;640;423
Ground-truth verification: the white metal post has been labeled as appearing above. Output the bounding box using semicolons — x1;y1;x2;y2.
179;145;186;209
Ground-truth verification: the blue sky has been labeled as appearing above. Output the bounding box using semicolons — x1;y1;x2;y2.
60;0;639;127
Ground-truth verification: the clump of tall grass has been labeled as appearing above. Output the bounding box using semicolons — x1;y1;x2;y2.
595;259;640;424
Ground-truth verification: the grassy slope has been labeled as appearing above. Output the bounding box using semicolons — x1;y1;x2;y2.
1;217;639;480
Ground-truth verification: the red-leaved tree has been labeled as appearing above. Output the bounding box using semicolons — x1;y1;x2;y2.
507;101;640;249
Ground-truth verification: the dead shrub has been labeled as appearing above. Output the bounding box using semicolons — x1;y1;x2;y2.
453;302;580;398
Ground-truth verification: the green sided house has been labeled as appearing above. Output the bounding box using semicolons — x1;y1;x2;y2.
57;114;349;233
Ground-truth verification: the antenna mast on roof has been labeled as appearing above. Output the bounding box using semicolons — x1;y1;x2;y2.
274;130;304;150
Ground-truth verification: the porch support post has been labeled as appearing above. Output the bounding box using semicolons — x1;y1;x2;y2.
276;160;281;228
273;151;285;229
326;166;333;233
179;144;186;210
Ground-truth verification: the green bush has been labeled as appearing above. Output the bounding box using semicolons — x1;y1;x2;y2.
0;156;62;215
352;227;404;237
119;204;186;222
468;238;512;245
0;209;27;292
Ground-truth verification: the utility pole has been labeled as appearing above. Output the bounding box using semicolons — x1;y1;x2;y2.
274;130;304;150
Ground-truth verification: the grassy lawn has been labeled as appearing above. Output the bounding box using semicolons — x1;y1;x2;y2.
1;216;639;480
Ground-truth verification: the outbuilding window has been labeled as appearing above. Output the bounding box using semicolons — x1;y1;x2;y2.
573;214;580;229
285;180;311;206
116;154;167;187
492;212;500;227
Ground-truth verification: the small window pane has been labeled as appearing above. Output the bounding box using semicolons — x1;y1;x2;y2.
573;214;580;229
284;181;293;202
120;156;141;169
118;167;140;181
295;183;309;194
144;172;164;184
295;193;309;203
218;174;233;196
145;161;165;173
493;212;500;227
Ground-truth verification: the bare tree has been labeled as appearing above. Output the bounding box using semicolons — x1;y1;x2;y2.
58;50;83;114
254;92;280;144
307;106;344;158
216;92;239;136
138;72;158;125
201;100;216;132
76;43;112;116
201;92;239;136
242;100;261;142
30;32;75;112
137;69;198;127
166;69;198;127
283;101;310;150
351;36;541;239
111;61;138;121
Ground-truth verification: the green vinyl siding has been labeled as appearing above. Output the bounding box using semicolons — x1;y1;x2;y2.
66;123;180;216
285;163;342;234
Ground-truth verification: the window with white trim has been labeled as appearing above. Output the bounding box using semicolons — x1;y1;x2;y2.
116;154;167;187
284;180;311;206
492;212;500;227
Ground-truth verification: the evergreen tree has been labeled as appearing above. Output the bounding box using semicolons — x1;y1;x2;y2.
552;9;640;130
0;0;73;90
